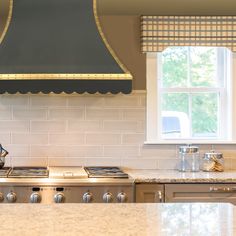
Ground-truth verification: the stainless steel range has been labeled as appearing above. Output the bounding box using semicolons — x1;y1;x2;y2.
0;166;134;204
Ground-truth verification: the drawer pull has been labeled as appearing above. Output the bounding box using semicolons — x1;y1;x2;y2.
157;191;163;202
209;187;236;192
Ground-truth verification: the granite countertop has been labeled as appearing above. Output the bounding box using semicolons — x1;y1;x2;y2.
0;203;234;236
126;169;236;183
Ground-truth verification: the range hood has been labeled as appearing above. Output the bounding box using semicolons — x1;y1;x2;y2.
0;0;132;94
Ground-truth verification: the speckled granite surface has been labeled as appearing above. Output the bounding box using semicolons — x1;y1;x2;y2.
0;203;234;236
126;169;236;183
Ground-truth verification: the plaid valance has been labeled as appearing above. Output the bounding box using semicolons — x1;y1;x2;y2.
141;16;236;52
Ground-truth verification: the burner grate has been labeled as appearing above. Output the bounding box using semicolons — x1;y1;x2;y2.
85;167;129;178
0;167;11;177
8;167;49;178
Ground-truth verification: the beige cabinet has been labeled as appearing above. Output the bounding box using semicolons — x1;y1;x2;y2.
135;184;164;203
165;184;236;205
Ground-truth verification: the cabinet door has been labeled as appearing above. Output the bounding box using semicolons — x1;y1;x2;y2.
165;184;236;204
135;184;164;203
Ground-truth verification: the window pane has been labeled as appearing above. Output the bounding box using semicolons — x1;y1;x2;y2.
192;93;218;137
162;47;188;88
161;93;189;138
190;47;217;87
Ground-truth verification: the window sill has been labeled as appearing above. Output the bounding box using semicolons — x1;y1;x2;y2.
144;140;236;145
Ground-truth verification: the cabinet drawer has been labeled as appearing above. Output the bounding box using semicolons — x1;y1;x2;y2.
135;184;164;203
165;184;236;204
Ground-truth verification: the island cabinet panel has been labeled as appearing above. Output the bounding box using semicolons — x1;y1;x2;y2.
135;184;164;203
165;184;236;205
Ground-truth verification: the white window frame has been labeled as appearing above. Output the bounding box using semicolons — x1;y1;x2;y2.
146;48;236;144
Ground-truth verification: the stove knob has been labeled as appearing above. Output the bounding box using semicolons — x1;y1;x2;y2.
0;192;4;202
54;193;65;203
103;192;113;203
83;192;93;203
7;192;17;203
117;192;127;203
30;193;41;203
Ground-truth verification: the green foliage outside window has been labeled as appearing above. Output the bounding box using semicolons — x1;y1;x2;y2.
161;47;219;137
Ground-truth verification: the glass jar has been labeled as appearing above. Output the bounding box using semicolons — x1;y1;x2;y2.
178;145;200;172
202;150;224;172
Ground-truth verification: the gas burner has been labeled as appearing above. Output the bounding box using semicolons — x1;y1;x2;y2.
85;167;129;178
8;167;49;178
0;167;11;177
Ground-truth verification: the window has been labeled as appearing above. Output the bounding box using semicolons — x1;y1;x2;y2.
146;46;236;144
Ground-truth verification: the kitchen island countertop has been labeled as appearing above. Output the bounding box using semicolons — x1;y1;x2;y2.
0;203;235;236
126;169;236;183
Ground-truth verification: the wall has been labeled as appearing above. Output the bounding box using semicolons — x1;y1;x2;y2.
1;92;236;170
99;15;146;90
97;0;236;16
0;10;236;170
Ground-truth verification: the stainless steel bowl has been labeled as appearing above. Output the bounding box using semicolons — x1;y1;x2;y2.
0;144;8;169
0;157;5;169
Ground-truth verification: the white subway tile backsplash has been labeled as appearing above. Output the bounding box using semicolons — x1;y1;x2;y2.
140;96;146;107
31;145;102;158
31;121;65;133
83;146;104;157
86;133;121;145
31;95;66;107
49;134;85;145
0;133;11;144
86;108;121;120
104;96;140;107
13;109;47;120
157;158;178;170
4;158;11;167
11;158;48;167
121;158;158;169
0;121;30;133
122;109;145;121
122;134;145;145
224;158;233;170
5;145;30;157
12;134;48;145
49;108;84;120
141;145;176;158
85;158;121;167
0;92;235;169
30;145;67;158
104;146;139;158
230;159;236;170
67;121;102;132
103;121;139;133
68;96;104;107
0;95;29;106
67;146;103;157
0;109;12;120
48;158;85;166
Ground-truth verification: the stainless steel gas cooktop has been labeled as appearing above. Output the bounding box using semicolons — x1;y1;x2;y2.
0;166;134;204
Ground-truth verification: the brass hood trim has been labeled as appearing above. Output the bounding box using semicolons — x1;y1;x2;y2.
93;0;131;75
0;0;13;45
0;73;132;80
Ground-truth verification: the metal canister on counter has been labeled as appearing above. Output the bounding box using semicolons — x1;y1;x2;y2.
202;150;224;172
178;145;200;172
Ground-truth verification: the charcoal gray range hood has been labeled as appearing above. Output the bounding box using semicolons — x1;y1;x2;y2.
0;0;132;94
